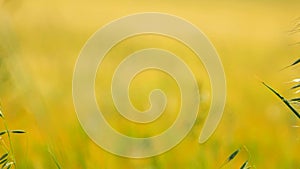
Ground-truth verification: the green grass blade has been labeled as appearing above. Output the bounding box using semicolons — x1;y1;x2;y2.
281;58;300;70
0;159;7;165
10;130;25;134
291;84;300;89
0;153;8;162
262;82;300;119
291;58;300;66
290;98;300;102
240;161;248;169
1;160;8;169
228;149;240;161
48;147;62;169
0;131;6;136
220;148;240;168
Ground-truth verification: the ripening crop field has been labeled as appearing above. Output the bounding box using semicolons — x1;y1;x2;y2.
0;0;300;168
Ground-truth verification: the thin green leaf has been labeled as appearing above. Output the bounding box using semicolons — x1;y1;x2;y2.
0;131;6;136
290;98;300;102
220;148;240;168
0;153;8;162
0;159;7;165
281;58;300;70
240;161;248;169
291;84;300;90
228;149;240;162
262;82;300;119
290;58;300;66
48;147;62;169
0;160;6;169
10;130;25;134
1;160;8;169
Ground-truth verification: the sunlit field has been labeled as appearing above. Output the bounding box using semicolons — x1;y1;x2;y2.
1;0;300;168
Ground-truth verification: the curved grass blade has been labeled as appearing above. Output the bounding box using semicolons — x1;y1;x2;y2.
240;161;248;169
228;149;240;161
48;147;62;169
291;84;300;90
0;158;7;165
281;58;300;70
0;153;8;162
262;82;300;119
290;58;300;66
220;148;240;168
1;160;8;169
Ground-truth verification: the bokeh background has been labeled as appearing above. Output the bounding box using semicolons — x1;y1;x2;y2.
0;0;300;168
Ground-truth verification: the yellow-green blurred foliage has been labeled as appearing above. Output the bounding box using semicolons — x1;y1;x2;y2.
0;0;300;168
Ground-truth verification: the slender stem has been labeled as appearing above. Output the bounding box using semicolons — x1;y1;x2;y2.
242;145;251;161
48;147;62;169
2;117;16;168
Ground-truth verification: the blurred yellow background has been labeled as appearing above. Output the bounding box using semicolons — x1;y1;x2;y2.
0;0;300;168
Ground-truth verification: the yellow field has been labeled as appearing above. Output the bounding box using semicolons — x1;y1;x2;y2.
1;0;300;168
